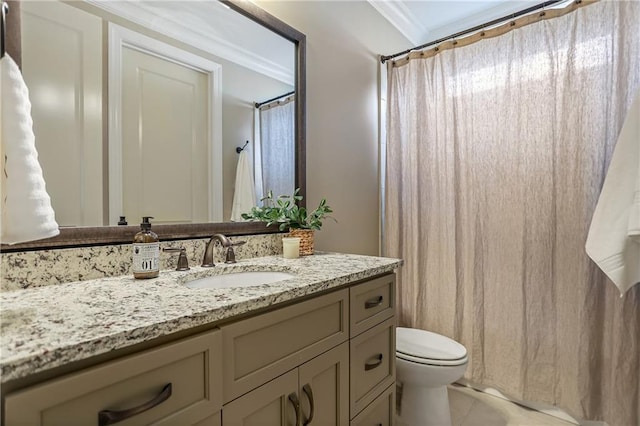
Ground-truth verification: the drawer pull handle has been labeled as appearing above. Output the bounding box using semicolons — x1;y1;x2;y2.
98;383;172;426
365;353;384;371
365;295;384;309
302;384;315;425
288;392;301;426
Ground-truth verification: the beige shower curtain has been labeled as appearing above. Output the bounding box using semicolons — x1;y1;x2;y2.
384;2;640;425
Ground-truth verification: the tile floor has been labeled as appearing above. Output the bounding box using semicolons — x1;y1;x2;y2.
448;385;576;426
398;384;579;426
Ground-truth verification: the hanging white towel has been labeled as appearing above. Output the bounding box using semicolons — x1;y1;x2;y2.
586;88;640;295
1;55;59;244
230;149;257;222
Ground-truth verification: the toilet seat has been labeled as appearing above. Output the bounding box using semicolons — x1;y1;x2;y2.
396;327;468;367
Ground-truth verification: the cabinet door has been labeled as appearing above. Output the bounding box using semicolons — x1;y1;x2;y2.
223;370;299;426
298;343;349;426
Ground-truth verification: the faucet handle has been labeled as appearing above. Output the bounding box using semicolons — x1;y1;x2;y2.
224;240;245;264
224;247;238;264
163;247;190;271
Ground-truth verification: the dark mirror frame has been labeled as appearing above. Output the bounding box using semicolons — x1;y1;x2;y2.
1;0;306;252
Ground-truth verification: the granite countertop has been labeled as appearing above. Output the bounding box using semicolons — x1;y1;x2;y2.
0;252;402;384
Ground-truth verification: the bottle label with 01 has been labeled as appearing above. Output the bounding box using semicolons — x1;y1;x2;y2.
132;242;160;273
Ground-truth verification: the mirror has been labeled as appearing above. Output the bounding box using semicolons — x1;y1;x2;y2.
3;0;306;250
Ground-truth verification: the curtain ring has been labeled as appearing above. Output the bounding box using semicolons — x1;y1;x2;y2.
434;46;439;52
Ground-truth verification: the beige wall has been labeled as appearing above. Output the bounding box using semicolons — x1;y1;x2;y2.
255;1;411;255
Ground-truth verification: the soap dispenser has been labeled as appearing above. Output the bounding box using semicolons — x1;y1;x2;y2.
132;216;159;279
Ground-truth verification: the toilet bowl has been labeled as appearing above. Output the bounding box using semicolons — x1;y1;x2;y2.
396;327;468;426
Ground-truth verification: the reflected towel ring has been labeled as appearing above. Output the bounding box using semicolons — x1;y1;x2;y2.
1;2;8;59
236;140;249;154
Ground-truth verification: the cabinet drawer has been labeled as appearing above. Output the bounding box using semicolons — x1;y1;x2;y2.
350;317;395;418
350;274;395;337
5;329;222;426
194;412;221;426
350;384;395;426
222;289;349;403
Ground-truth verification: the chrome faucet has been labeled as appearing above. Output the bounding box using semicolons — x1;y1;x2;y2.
202;234;246;266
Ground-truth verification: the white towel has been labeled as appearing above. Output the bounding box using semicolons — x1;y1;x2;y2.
1;55;59;244
230;150;257;222
629;153;640;239
586;88;640;296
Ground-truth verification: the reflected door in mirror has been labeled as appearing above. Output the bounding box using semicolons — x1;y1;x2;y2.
121;47;209;225
108;24;224;225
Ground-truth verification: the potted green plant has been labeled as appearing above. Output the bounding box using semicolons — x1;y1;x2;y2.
241;188;334;255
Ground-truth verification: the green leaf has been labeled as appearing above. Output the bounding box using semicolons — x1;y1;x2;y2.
238;189;334;231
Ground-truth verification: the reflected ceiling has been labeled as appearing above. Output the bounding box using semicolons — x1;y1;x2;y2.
88;0;295;85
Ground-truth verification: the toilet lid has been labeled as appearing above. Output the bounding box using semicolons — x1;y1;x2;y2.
396;327;467;361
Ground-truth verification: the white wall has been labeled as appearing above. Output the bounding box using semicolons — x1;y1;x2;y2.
255;1;411;255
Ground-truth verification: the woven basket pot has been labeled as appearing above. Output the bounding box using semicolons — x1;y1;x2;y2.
288;229;315;256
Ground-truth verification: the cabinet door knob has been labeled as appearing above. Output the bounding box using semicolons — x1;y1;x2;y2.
288;392;301;426
364;295;383;309
302;383;315;425
364;353;384;371
98;383;172;426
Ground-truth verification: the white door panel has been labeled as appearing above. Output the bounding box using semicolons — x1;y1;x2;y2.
109;24;223;225
122;47;208;224
20;1;103;226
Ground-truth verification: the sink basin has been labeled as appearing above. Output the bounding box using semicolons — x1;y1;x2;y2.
185;271;295;289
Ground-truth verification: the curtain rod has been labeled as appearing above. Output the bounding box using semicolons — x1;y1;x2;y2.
380;0;568;63
255;91;295;108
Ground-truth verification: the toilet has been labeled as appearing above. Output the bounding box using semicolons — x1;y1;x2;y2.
396;327;468;426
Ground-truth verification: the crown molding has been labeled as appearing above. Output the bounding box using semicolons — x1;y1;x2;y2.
367;0;429;46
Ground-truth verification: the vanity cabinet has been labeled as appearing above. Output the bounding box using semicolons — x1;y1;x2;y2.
3;273;396;426
221;273;396;426
4;329;223;426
